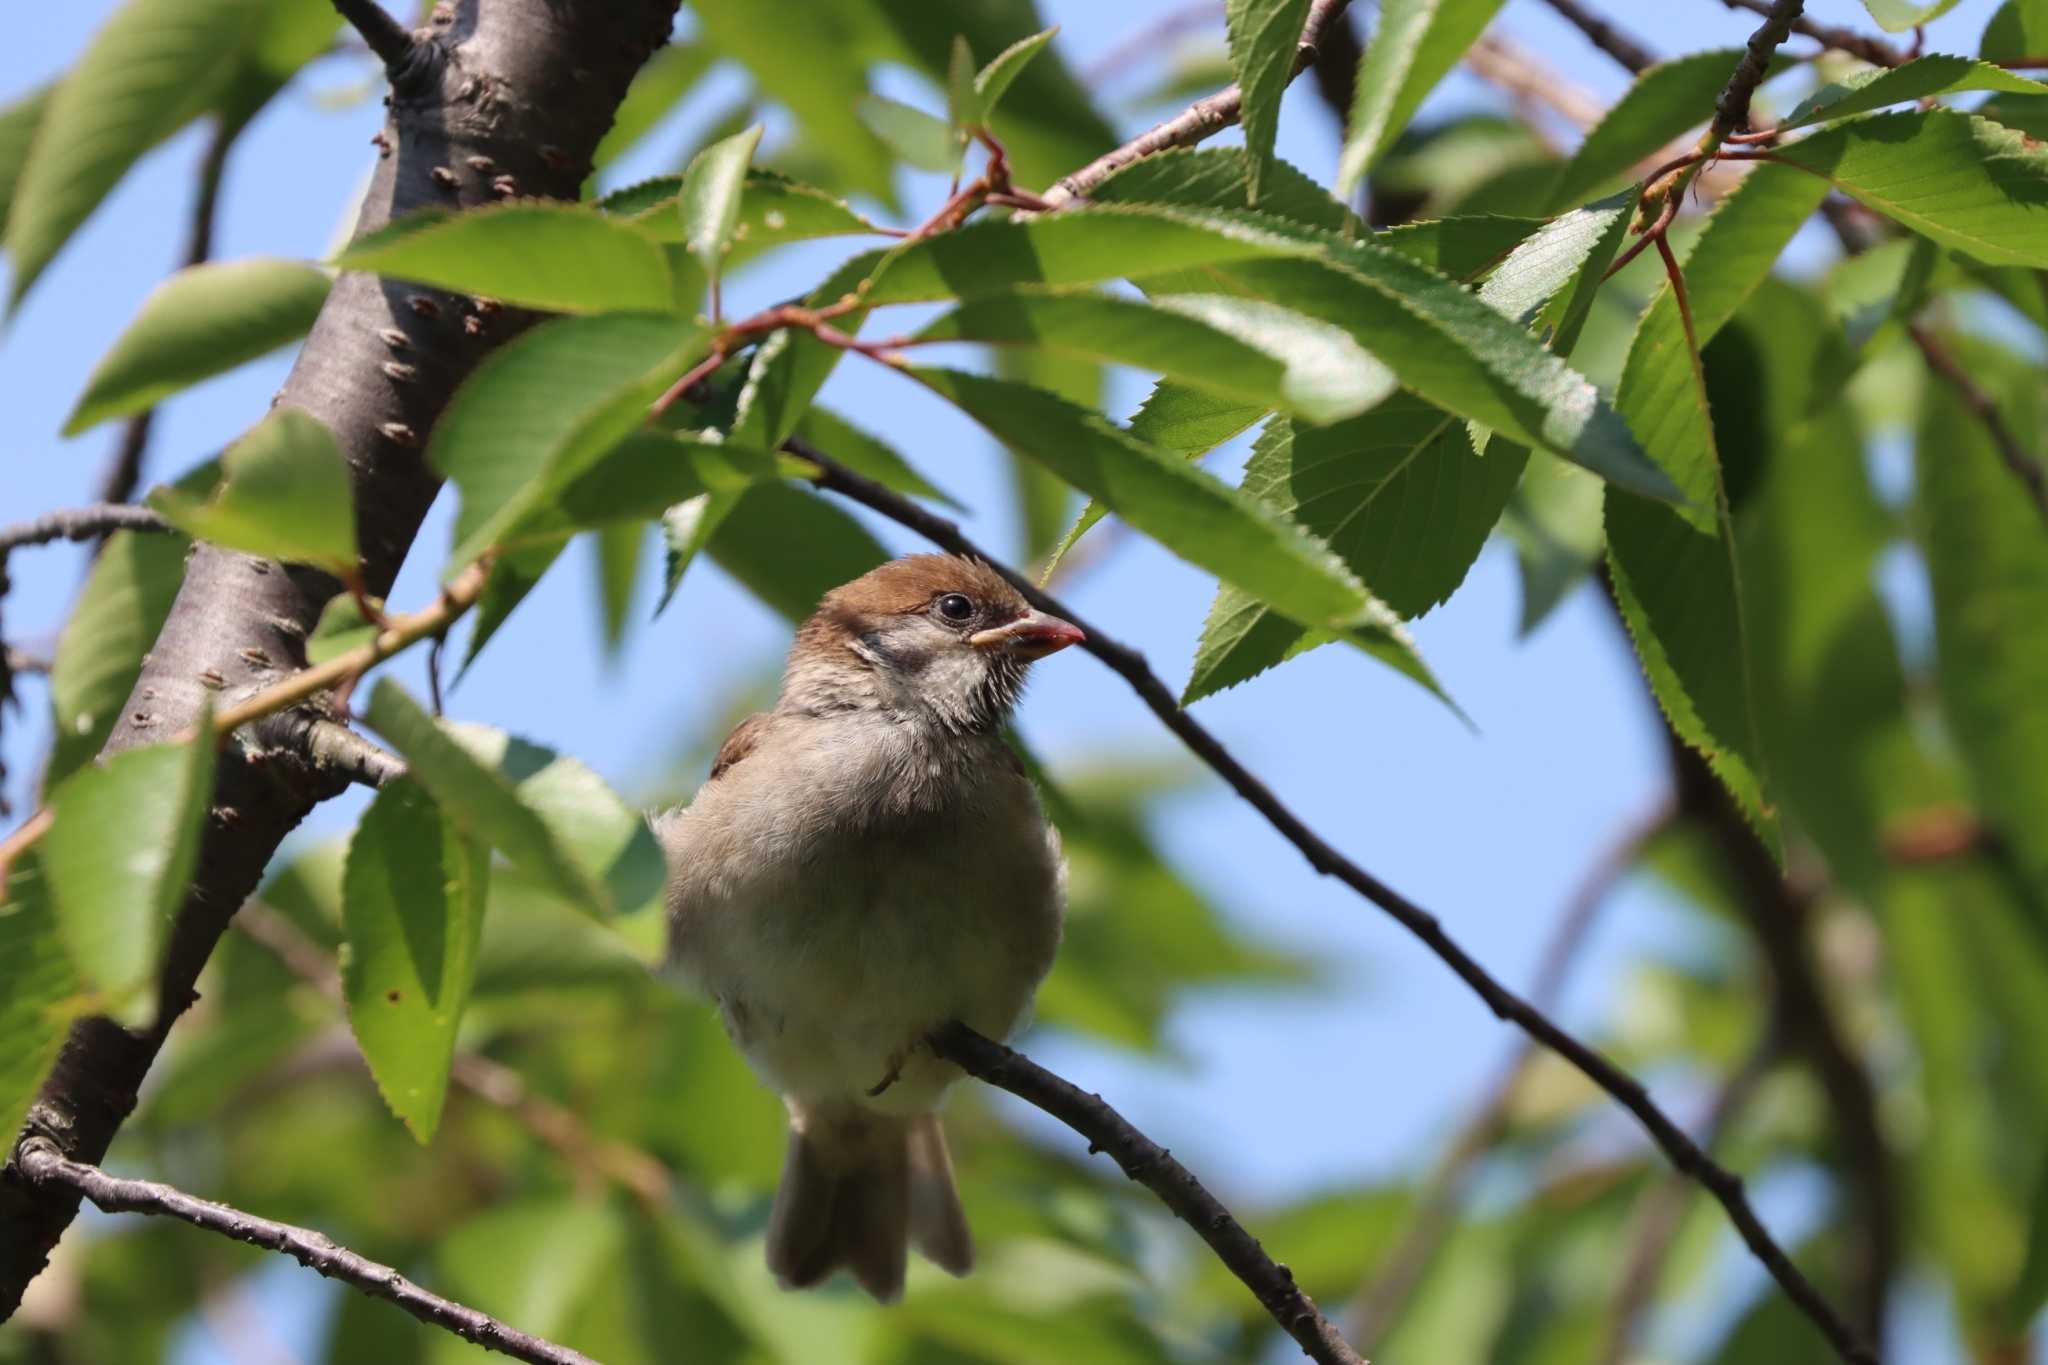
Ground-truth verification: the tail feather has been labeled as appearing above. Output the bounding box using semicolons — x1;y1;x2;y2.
767;1103;973;1302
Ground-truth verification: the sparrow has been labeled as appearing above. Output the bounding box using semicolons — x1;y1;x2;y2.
658;554;1084;1302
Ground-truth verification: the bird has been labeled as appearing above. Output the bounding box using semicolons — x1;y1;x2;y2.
658;554;1084;1302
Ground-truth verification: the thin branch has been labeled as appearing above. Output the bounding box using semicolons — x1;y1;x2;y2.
929;1023;1365;1365
1082;2;1222;88
1717;0;1905;68
1908;321;2048;527
1464;32;1608;138
250;713;406;789
93;120;235;515
330;0;418;74
14;1143;597;1365
1539;0;1656;75
1350;798;1677;1343
1713;0;1808;141
0;505;170;554
1306;4;1363;139
1042;0;1354;209
3;649;50;678
795;441;1874;1365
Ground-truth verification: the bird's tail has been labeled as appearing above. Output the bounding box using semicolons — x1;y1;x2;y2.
767;1102;973;1302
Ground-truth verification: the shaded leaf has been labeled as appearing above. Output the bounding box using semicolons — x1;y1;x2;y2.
708;481;890;621
306;591;379;665
1223;0;1313;202
593;522;647;658
337;203;677;314
1338;0;1508;190
0;857;85;1149
0;83;52;237
1503;454;1605;635
1547;50;1771;211
150;408;356;574
45;525;189;785
1780;55;2048;131
855;94;958;173
592;41;716;170
975;26;1059;118
341;777;490;1141
791;405;959;506
1090;145;1356;233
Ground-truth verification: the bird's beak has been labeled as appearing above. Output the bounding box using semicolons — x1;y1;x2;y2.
970;610;1086;659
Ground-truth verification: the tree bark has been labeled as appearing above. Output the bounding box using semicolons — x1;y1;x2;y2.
0;0;680;1317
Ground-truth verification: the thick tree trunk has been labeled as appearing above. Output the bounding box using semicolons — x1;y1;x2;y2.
0;0;680;1316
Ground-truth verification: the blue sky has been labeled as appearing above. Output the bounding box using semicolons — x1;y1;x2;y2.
0;3;2013;1361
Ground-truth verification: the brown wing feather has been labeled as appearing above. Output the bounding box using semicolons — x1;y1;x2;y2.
707;712;771;783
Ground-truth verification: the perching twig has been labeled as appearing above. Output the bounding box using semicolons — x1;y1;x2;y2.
0;504;170;553
251;712;406;789
329;0;418;74
1908;322;2048;527
1716;0;1905;68
930;1023;1365;1365
13;1142;598;1365
796;441;1874;1365
1041;0;1354;209
1713;0;1807;141
1539;0;1656;75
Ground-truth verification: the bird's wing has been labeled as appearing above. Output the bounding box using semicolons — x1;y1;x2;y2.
707;711;772;783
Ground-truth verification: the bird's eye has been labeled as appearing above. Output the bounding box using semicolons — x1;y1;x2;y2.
936;593;975;622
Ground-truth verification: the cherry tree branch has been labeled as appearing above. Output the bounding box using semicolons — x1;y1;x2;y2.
14;1142;597;1365
1042;0;1354;209
0;504;170;553
930;1023;1365;1365
330;0;419;75
1908;321;2048;527
1713;0;1806;140
1538;0;1655;75
796;441;1874;1365
1716;0;1905;67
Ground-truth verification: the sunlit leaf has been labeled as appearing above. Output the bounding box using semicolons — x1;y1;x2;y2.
336;204;677;314
150;408;356;574
1779;55;2048;131
1338;0;1508;189
1223;0;1312;202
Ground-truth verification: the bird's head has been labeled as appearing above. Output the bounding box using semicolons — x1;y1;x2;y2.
784;555;1085;733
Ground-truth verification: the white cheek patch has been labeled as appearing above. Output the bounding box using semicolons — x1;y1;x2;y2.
921;649;991;729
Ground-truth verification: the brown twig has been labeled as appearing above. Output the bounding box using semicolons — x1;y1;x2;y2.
330;0;419;74
1717;0;1905;68
1713;0;1807;141
930;1023;1365;1365
794;441;1875;1365
14;1143;597;1365
250;713;405;789
0;505;171;553
1539;0;1656;75
1042;0;1354;209
1908;322;2048;527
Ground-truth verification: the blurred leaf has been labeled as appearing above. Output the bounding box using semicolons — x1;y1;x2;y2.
657;490;747;614
460;539;567;678
1780;55;2048;131
1984;0;2048;62
947;35;980;138
5;0;264;303
1223;0;1312;203
150;408;357;574
1377;114;1552;219
593;521;647;658
1607;162;1830;847
472;871;660;998
1186;405;1520;700
917;288;1394;424
342;776;490;1142
555;433;772;532
856;94;959;173
45;523;190;785
792;405;960;507
0;82;52;235
1546;50;1769;211
1775;111;2048;269
44;718;215;1012
1915;337;2048;906
337;204;678;314
363;681;615;917
1186;1186;1413;1314
593;41;716;171
992;343;1097;566
1502;454;1604;635
680;122;765;303
708;481;889;621
0;856;84;1147
1856;0;1964;32
429;312;702;569
63;258;327;434
976;26;1059;118
307;590;379;665
1338;0;1508;190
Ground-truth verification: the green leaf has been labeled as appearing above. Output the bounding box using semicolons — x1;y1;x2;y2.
1775;110;2048;268
1547;50;1775;211
63;258;329;435
341;776;490;1142
947;34;981;135
0;857;85;1149
591;522;646;658
1607;162;1829;846
602;169;887;253
592;41;716;170
429;312;702;569
306;591;379;665
656;490;748;614
1186;402;1521;700
1780;55;2048;131
43;720;216;1011
6;0;265;304
458;540;566;678
1857;0;1964;32
974;26;1058;117
913;366;1441;697
1477;192;1635;332
1984;1;2048;64
791;406;959;506
1223;0;1312;202
1090;145;1357;232
1502;454;1605;635
362;681;613;917
553;432;770;531
149;408;356;574
1916;339;2048;907
708;481;890;621
1373;214;1544;278
0;83;53;242
45;524;189;786
1338;0;1508;190
915;288;1394;424
855;94;959;173
680;122;765;300
336;203;677;314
